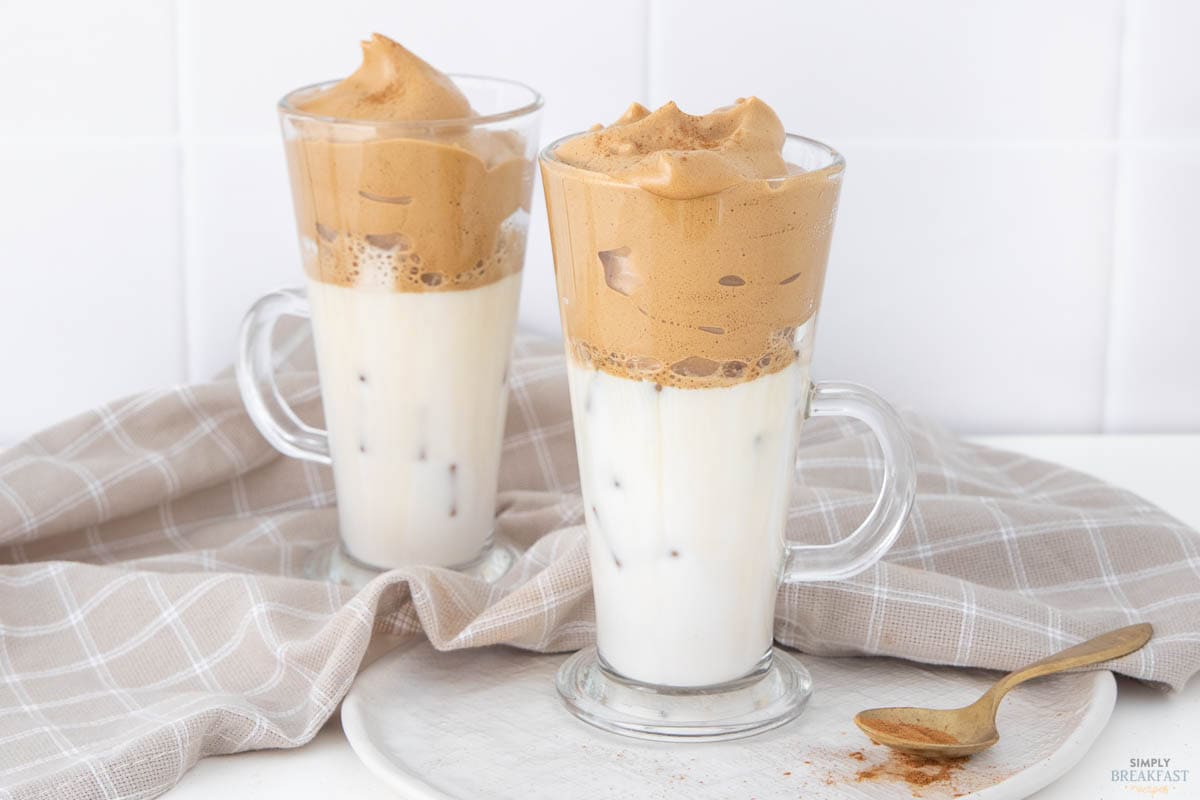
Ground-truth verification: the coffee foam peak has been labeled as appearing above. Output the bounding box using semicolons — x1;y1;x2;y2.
552;98;789;199
296;34;473;121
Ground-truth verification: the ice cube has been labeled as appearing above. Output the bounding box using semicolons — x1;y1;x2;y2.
364;233;412;251
315;222;338;242
598;246;643;296
358;190;413;205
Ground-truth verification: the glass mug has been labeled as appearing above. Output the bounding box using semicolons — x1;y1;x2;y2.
541;132;917;740
237;77;542;584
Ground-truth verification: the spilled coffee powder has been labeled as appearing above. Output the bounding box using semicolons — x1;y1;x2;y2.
856;750;968;791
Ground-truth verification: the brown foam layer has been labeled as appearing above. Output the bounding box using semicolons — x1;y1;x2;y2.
553;98;789;200
542;99;842;388
283;35;533;293
305;220;526;291
296;34;472;122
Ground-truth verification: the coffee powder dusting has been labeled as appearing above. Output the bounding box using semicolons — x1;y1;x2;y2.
856;750;968;794
860;719;960;745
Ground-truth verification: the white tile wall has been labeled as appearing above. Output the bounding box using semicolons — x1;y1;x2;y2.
0;0;176;136
1121;0;1200;138
0;143;183;436
649;0;1123;141
1105;144;1200;431
182;139;299;379
0;0;1197;441
179;0;646;140
1105;0;1200;431
815;142;1114;433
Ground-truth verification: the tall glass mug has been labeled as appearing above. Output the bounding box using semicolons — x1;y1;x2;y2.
237;78;542;584
541;133;917;740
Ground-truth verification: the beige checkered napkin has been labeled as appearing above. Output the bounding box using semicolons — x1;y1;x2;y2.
1;334;1198;800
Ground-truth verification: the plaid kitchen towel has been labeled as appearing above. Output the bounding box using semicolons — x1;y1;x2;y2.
1;333;1198;799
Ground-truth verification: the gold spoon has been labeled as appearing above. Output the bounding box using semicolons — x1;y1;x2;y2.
854;622;1153;758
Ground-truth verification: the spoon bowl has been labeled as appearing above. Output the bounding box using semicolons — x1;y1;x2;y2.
854;623;1153;758
855;701;998;758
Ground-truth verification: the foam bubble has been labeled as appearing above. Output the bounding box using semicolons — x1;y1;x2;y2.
627;355;662;375
670;356;719;377
304;214;525;292
564;333;802;389
722;361;747;379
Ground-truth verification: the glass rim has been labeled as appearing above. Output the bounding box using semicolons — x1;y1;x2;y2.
277;73;544;129
538;130;845;182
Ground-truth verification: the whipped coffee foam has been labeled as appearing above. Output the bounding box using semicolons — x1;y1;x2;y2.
285;34;532;293
542;99;842;389
553;99;789;199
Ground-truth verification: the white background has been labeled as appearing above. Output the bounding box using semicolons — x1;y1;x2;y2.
1;0;1198;441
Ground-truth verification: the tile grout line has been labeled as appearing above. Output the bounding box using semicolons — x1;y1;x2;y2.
0;134;1194;148
172;0;193;384
1101;0;1134;433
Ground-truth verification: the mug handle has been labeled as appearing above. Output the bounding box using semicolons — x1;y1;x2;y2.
783;381;916;582
235;288;331;465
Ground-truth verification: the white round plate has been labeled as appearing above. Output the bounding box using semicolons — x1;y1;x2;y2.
342;641;1115;799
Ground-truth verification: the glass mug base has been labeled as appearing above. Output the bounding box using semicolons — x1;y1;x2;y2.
303;535;517;590
555;646;812;742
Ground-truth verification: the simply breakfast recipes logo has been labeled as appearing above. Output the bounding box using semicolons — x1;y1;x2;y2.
1112;756;1191;796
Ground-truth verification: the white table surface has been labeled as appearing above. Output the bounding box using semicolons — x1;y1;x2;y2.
168;435;1200;799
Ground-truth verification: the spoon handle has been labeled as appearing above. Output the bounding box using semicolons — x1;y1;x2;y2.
994;622;1153;697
